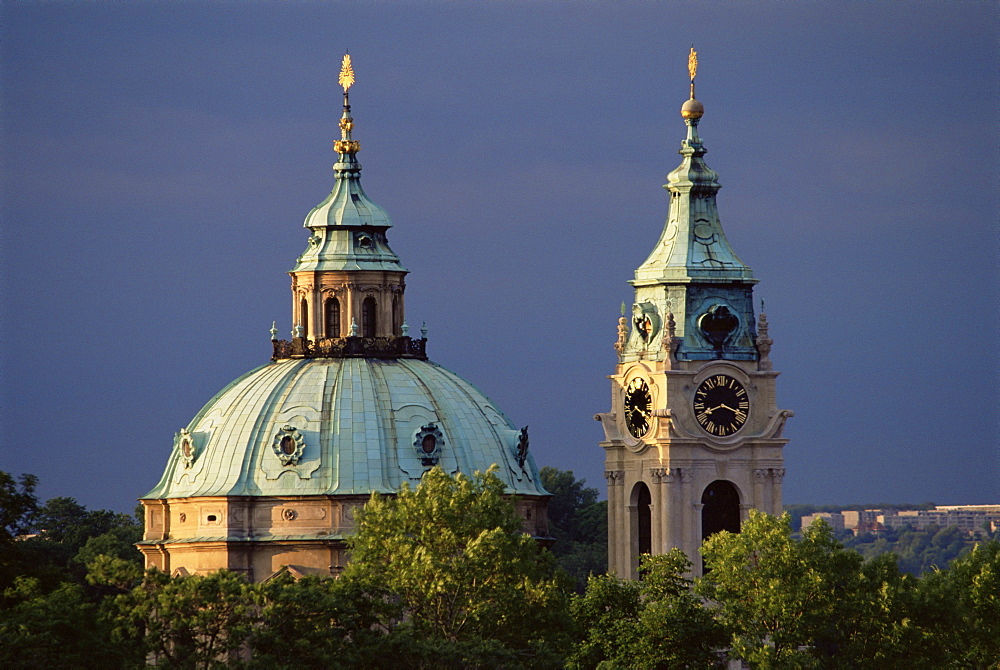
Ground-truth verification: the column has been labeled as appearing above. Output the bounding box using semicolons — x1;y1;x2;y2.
679;468;694;564
649;468;665;554
692;502;704;576
752;468;767;510
770;468;785;514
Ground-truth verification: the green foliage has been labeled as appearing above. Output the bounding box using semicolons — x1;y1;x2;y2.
3;471;995;667
247;571;390;669
0;480;144;592
106;568;259;668
343;466;572;667
539;467;607;592
913;541;1000;667
0;472;38;543
569;551;726;669
846;524;975;575
0;576;121;669
699;512;869;667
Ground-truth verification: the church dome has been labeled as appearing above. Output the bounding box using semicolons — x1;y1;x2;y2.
138;57;549;579
145;357;545;500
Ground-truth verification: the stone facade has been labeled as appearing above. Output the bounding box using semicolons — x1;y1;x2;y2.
140;493;549;580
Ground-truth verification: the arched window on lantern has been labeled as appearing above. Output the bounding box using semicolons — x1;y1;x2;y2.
300;297;309;337
324;297;340;338
362;297;377;337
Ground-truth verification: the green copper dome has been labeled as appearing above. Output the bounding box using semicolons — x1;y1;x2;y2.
145;59;547;510
144;357;547;500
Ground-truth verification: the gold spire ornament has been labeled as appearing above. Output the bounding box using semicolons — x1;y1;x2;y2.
334;52;360;155
681;46;704;120
339;53;355;92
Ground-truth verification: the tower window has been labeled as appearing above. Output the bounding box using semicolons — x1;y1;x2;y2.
362;297;377;337
392;295;400;336
324;297;340;338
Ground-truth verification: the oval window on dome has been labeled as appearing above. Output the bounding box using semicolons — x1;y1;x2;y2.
272;425;305;466
414;423;444;465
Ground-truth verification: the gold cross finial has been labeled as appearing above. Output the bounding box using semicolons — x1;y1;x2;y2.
688;46;698;83
339;53;355;92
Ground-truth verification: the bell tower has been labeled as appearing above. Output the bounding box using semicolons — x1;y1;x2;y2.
596;50;792;578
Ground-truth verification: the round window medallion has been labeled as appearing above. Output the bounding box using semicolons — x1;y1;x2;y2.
272;425;305;465
175;429;197;468
414;424;444;465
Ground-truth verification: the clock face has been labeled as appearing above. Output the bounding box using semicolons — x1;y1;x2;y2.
624;377;652;438
693;375;749;437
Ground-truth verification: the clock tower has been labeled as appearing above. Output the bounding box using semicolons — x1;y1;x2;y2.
596;50;792;578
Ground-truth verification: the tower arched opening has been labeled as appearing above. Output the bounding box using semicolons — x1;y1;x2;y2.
630;482;652;574
701;479;741;540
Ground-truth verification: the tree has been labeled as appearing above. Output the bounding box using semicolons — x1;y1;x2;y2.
539;467;607;592
569;550;726;669
0;472;38;543
247;571;391;669
697;511;865;667
105;569;259;668
342;466;572;667
0;472;40;590
0;576;122;669
913;540;1000;667
6;495;144;589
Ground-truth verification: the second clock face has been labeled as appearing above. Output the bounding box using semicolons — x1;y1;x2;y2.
693;375;749;437
624;377;652;439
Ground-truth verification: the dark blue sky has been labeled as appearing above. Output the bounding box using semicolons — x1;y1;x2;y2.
2;2;997;513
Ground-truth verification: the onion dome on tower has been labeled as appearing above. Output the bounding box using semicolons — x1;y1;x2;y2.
139;55;550;580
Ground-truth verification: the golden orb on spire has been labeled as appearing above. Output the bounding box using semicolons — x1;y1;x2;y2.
338;53;355;92
681;46;704;120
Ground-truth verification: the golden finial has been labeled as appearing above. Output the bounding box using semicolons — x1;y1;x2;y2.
681;45;704;120
339;53;355;92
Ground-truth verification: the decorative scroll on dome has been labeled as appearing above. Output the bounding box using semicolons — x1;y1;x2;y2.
271;335;427;361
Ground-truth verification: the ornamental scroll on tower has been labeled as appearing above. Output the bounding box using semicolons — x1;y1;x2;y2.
597;49;793;578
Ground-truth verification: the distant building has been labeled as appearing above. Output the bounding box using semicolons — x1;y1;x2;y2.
801;513;845;531
842;509;880;534
878;506;999;536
